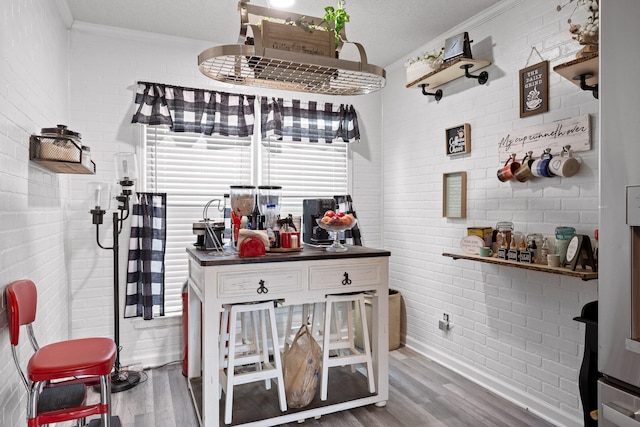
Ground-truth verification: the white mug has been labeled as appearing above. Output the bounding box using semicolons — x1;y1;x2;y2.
548;146;580;177
547;254;561;267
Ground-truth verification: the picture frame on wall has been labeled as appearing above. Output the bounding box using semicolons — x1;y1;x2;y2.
443;171;467;218
445;123;471;156
519;60;549;118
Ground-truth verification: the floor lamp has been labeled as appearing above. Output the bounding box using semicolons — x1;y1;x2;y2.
88;152;141;393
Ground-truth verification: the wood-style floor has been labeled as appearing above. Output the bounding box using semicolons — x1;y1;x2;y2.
80;347;555;427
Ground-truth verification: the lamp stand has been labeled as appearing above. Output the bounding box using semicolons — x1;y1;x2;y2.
94;191;141;393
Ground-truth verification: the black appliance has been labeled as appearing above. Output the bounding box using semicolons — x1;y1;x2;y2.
302;198;336;244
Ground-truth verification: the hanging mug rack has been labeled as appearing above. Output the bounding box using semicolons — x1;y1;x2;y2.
498;146;581;182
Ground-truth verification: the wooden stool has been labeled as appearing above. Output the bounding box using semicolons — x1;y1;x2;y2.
320;293;376;401
219;301;287;424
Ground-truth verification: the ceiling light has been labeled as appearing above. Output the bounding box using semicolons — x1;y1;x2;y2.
268;0;294;8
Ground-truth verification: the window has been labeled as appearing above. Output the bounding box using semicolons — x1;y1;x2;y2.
142;128;349;314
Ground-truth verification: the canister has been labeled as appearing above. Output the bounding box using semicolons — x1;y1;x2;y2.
555;226;576;264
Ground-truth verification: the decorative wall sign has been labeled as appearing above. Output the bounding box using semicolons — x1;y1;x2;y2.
443;171;467;218
498;114;591;162
445;123;471;156
519;60;549;118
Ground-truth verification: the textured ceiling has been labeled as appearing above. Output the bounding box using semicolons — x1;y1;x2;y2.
63;0;502;68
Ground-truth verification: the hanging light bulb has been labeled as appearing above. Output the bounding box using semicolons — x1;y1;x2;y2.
268;0;295;8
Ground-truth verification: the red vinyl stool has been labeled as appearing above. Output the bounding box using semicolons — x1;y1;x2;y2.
6;279;118;427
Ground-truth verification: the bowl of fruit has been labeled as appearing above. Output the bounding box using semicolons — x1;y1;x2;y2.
316;210;357;252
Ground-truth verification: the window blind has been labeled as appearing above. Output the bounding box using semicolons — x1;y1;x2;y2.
144;126;252;313
261;138;348;215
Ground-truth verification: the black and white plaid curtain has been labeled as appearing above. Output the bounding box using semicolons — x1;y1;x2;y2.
125;192;167;320
261;97;360;143
131;82;255;137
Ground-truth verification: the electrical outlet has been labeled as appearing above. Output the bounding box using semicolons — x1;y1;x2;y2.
439;313;450;331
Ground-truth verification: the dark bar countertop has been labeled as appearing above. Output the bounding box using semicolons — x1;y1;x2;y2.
187;244;391;267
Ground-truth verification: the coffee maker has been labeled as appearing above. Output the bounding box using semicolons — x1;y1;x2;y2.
302;198;336;244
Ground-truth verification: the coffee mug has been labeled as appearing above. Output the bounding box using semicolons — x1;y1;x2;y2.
514;151;534;182
547;253;561;267
548;145;581;177
531;148;554;178
497;154;520;182
479;247;493;257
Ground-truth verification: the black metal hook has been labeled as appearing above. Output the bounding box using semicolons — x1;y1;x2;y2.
573;73;599;99
460;64;489;85
420;84;443;101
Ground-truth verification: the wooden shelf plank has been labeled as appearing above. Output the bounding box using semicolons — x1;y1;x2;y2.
553;54;598;88
31;159;96;174
406;58;491;89
442;252;598;281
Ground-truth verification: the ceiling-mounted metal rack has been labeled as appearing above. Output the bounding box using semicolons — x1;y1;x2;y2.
197;2;386;96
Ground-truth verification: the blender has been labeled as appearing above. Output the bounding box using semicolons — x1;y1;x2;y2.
258;185;282;230
229;185;256;248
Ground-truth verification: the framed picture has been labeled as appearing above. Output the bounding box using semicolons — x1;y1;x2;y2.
519;60;549;118
445;123;471;156
443;171;467;218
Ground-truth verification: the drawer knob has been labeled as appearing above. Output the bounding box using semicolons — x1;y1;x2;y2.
257;279;268;294
341;272;352;286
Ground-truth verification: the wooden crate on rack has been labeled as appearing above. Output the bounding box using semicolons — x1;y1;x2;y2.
261;20;335;57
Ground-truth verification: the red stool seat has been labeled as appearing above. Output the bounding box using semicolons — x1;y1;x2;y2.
28;338;116;381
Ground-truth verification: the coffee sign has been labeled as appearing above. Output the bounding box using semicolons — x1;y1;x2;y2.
445;123;471;156
498;115;590;162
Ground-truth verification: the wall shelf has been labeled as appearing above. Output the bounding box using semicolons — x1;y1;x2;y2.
553;54;598;98
29;135;95;174
442;252;598;281
406;58;491;91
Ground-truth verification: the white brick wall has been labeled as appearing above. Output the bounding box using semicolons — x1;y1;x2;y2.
0;1;71;426
382;1;598;426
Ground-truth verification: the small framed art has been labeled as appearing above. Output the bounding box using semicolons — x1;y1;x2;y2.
519;60;549;118
445;123;471;156
443;171;467;218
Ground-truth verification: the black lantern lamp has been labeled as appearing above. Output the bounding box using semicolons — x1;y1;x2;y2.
88;152;141;393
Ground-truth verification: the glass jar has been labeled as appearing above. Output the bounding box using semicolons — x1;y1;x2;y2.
229;185;256;218
555;226;576;264
496;221;514;249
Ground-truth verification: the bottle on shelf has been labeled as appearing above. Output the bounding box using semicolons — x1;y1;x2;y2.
541;237;549;264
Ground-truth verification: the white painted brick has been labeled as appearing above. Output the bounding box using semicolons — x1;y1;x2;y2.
528;364;560;388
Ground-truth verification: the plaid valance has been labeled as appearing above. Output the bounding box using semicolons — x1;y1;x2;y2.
261;97;360;143
131;82;255;137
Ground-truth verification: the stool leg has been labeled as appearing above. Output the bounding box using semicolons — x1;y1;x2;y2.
100;373;111;427
257;309;272;390
267;303;287;413
224;307;239;425
358;297;376;394
284;305;295;351
320;298;333;401
219;309;230;400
